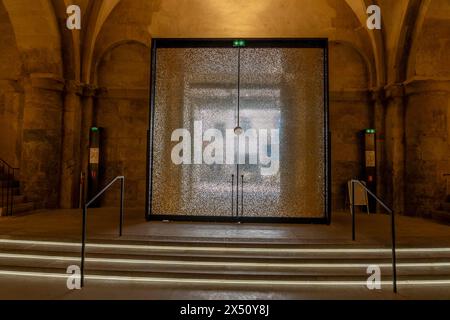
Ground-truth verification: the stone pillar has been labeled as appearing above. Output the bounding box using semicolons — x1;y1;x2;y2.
21;74;64;208
329;89;372;211
0;79;24;167
371;88;387;204
80;85;97;203
59;80;83;208
384;84;406;215
404;79;450;217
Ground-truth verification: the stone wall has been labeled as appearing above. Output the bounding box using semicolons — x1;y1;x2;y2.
404;80;450;216
20;75;64;208
95;42;149;208
329;43;372;210
387;0;450;217
0;1;23;166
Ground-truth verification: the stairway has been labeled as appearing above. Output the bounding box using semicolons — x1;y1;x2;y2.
0;171;34;216
0;237;449;291
432;201;450;225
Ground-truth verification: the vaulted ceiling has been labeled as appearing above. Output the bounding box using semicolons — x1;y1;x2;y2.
0;0;445;87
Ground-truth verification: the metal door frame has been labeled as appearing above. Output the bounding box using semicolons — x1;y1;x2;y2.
146;38;331;224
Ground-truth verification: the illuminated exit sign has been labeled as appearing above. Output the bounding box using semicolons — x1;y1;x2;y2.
233;39;246;47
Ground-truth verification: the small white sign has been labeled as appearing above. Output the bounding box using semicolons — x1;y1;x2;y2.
365;151;376;167
89;148;99;164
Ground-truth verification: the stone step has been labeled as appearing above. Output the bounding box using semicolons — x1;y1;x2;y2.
0;266;449;289
12;195;26;204
431;210;450;225
0;180;20;188
4;187;21;196
0;195;28;205
2;238;450;260
441;202;450;212
0;250;449;277
0;202;35;216
0;238;449;289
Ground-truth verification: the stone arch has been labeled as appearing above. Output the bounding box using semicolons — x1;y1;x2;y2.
405;0;432;80
329;40;371;91
81;0;121;83
0;0;23;166
328;40;373;210
344;0;386;87
408;0;450;79
390;0;424;83
88;0;153;84
93;39;150;86
50;0;82;81
2;0;63;76
95;41;150;208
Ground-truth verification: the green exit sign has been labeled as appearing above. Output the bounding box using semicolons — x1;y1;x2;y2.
233;39;246;47
366;129;376;134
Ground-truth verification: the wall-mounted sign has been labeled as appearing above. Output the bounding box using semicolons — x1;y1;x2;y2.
89;148;99;164
365;150;376;167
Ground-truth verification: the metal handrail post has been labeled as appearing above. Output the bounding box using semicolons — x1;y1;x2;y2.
351;179;397;293
391;205;398;293
10;168;16;216
80;204;87;287
7;167;11;216
80;176;125;288
241;175;244;217
352;180;355;241
1;163;4;210
120;178;124;237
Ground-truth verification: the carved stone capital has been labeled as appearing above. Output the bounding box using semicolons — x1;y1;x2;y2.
384;83;405;100
64;80;83;95
25;73;65;92
404;78;450;96
81;84;98;97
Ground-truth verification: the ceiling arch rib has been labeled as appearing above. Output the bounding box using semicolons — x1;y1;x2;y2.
81;0;121;84
2;0;63;76
405;0;432;80
344;0;386;87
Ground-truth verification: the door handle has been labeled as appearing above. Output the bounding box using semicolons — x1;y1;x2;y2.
231;174;235;217
241;175;244;217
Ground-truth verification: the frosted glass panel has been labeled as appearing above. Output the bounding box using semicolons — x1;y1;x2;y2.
151;44;326;219
238;48;325;218
152;48;238;216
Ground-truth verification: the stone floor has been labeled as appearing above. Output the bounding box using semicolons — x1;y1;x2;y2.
0;208;449;246
2;276;450;300
0;208;449;300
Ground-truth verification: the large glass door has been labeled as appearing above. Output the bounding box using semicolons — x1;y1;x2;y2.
147;39;329;223
150;47;239;217
237;47;326;219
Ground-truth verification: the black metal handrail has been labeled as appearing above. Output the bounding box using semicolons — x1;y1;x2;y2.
350;179;397;293
443;174;450;200
80;176;125;287
0;159;19;217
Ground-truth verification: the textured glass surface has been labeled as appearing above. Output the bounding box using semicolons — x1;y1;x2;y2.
151;46;325;218
239;48;325;218
152;48;238;216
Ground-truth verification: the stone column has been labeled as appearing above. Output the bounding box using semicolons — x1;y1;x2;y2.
21;74;64;209
329;89;372;211
384;84;406;215
404;79;450;217
80;85;97;203
59;80;83;209
0;79;24;167
371;88;387;204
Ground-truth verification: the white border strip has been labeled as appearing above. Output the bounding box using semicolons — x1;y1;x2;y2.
1;253;450;268
1;239;450;254
0;269;449;286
